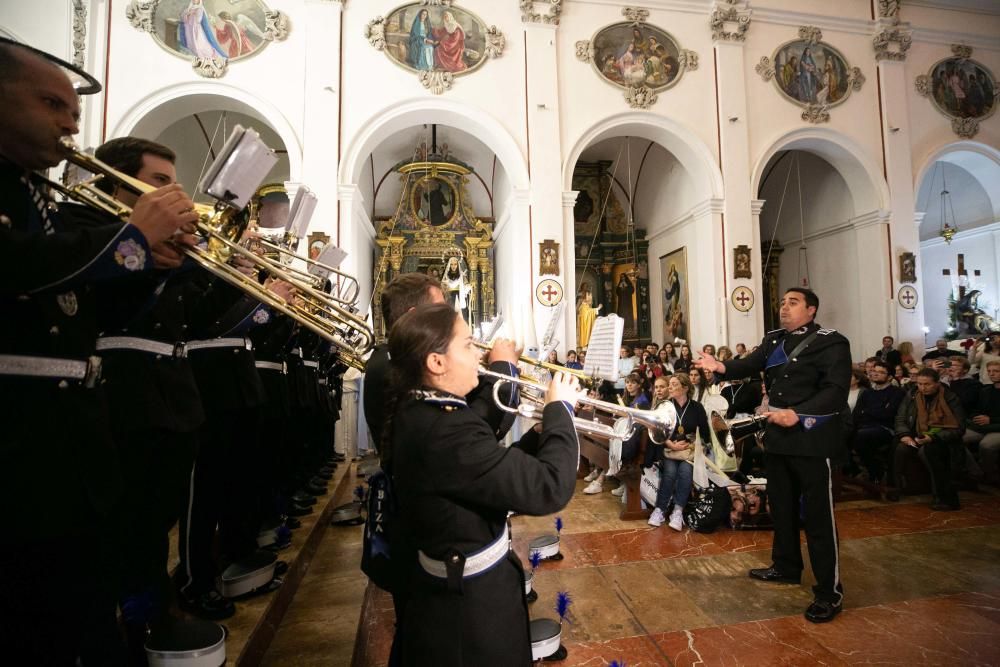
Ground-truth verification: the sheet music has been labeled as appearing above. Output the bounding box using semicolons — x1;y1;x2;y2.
583;314;623;381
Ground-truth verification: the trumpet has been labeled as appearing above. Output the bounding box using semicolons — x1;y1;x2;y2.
472;342;598;388
479;369;676;443
47;140;373;370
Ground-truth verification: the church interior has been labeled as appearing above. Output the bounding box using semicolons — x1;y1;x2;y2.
3;0;1000;664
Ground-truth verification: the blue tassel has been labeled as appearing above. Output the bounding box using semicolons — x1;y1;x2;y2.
529;550;542;571
555;590;572;622
555;516;563;534
354;485;366;501
610;661;626;667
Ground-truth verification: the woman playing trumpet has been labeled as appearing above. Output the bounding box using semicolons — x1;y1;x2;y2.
386;303;581;665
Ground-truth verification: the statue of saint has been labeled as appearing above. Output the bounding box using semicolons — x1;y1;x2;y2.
576;284;602;349
442;255;473;323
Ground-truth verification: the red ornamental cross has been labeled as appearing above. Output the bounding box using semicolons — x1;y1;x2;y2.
542;285;559;302
735;291;751;307
900;290;915;306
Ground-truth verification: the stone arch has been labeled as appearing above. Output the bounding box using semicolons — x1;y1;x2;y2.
914;140;1000;220
110;81;303;179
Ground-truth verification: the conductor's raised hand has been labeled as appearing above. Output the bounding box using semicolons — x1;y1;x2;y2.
545;371;582;408
693;351;725;375
488;338;522;366
129;184;199;246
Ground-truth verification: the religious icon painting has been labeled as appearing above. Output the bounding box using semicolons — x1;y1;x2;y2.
733;245;752;280
899;251;917;284
915;45;997;139
660;248;689;344
125;0;289;78
411;176;458;227
754;26;865;124
575;9;698;109
307;232;330;261
539;240;560;277
365;4;506;95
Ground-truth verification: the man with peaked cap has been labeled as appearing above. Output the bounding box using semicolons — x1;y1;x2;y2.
0;38;198;663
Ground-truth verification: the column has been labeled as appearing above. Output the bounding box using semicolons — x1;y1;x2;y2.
711;1;762;347
873;15;925;347
522;9;565;347
853;211;894;358
562;190;579;352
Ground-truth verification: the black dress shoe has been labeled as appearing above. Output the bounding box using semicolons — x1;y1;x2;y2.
292;491;317;506
179;590;235;621
314;469;333;480
274;560;289;577
804;599;842;623
748;567;801;584
308;476;329;489
304;482;327;496
283;516;302;529
286;502;313;517
930;501;960;511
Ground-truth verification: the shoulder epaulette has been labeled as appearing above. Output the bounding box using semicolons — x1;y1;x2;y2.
816;328;837;335
765;328;785;336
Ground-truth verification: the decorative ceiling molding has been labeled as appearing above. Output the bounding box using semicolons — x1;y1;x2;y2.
622;7;650;23
520;0;562;25
877;0;901;23
710;1;752;43
72;0;87;69
873;21;913;61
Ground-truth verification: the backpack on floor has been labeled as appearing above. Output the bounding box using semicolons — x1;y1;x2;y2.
683;484;732;533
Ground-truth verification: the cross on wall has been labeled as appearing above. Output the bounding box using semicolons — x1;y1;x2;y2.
541;284;559;303
735;291;751;308
942;253;981;300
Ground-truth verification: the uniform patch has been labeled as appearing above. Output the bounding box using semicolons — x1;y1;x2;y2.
804;417;816;429
411;389;468;409
817;328;836;335
56;291;78;316
253;308;270;324
115;239;147;271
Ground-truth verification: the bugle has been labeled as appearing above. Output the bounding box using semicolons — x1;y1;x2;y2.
472;341;598;388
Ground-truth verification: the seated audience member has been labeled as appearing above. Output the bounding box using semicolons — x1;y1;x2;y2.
657;347;675;374
688;367;711;404
615;345;638;396
716;346;734;363
721;377;764;419
662;342;678;365
892;368;966;509
735;343;748;359
638;353;664;384
565;349;584;370
702;343;716;358
897;341;916;365
583;373;650;495
848;368;870;413
546;349;562;366
874;336;902;371
922;339;964;363
964;361;1000;485
947;357;981;414
849;361;904;484
674;344;694;372
893;364;907;387
971;333;1000;385
578;350;588;367
863;357;879;376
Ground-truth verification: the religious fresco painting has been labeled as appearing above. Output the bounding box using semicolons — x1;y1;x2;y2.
754;27;864;123
575;14;698;109
411;176;457;227
916;45;997;139
661;248;689;343
365;4;505;94
612;264;640;340
126;0;289;77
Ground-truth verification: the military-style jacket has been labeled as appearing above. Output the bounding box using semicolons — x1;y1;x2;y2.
721;321;851;458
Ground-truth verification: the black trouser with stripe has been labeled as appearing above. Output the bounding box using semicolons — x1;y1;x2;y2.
764;452;844;605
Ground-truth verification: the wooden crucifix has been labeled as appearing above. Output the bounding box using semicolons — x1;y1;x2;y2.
942;253;981;300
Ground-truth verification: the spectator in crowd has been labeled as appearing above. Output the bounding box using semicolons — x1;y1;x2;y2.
735;343;748;359
565;349;583;370
545;349;562;366
850;360;904;484
632;344;644;361
892;368;966;509
864;357;879;376
638;352;664;385
688;366;711;404
662;341;678;365
702;344;717;358
971;333;1000;384
893;364;907;386
674;344;694;372
615;345;638;396
874;336;902;371
897;341;916;365
947;357;980;414
717;346;734;363
657;347;675;373
584;373;650;495
922;339;964;362
848;368;870;412
964;360;1000;485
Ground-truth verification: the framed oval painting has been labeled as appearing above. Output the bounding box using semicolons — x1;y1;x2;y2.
411;176;458;227
589;22;687;92
924;57;996;120
379;4;494;75
126;0;288;77
770;40;853;108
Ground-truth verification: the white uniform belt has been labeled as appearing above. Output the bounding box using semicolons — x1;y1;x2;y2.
255;360;286;373
186;337;251;352
0;354;94;383
302;360;319;368
96;336;184;358
418;525;510;579
318;378;328;386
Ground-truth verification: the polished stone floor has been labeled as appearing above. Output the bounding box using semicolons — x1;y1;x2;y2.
261;476;1000;666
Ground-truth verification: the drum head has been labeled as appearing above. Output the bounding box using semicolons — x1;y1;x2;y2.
529;534;560;559
146;618;226;667
530;618;562;660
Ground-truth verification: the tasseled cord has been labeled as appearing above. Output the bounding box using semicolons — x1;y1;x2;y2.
529;550;542;572
610;661;626;667
555;516;563;534
354;485;366;502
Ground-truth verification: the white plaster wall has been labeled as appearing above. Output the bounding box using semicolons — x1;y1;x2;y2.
759;151;856;239
920;225;1000;341
0;0;73;61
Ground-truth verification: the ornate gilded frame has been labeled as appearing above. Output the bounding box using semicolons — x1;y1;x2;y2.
915;45;998;140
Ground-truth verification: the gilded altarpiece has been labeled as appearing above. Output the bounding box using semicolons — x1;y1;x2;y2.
573;161;651;344
372;155;496;341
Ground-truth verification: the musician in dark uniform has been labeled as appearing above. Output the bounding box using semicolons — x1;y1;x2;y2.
386;303;581;665
696;287;851;623
364;271;520;665
0;39;198;663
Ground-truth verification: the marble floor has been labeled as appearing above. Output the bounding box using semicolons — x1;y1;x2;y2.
261;475;1000;666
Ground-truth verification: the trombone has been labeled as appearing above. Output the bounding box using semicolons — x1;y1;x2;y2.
479;368;676;442
47;139;373;370
472;341;598;388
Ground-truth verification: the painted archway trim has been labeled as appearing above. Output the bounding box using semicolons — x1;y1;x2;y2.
110;81;303;180
914;140;1000;219
751;126;889;214
562;112;725;201
339;97;530;191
